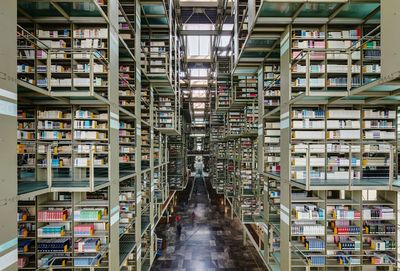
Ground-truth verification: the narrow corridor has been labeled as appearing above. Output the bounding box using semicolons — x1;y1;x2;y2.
151;176;267;271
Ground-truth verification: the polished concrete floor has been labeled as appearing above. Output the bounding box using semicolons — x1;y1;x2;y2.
151;176;267;271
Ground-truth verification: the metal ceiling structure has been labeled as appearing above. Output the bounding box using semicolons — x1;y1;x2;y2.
177;0;233;134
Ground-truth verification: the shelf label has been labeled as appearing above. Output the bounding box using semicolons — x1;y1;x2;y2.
0;248;17;269
0;238;17;253
111;205;119;215
111;212;119;226
281;212;289;225
280;32;290;56
110;118;119;130
280;118;289;129
280;112;289;119
110;29;118;44
0;88;17;101
110;112;119;120
0;100;16;117
280;204;289;214
136;69;141;81
136;245;141;259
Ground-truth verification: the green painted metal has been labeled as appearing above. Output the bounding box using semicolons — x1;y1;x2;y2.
18;1;104;17
142;4;165;15
58;2;104;17
18;1;62;17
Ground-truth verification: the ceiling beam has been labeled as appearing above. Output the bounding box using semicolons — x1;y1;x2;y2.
180;30;232;36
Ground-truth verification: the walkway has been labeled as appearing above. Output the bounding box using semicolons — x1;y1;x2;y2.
151;175;267;271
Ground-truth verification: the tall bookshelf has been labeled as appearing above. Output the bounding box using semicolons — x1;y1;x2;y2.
15;0;180;270
204;5;400;271
167;132;188;191
210;113;226;194
276;20;399;271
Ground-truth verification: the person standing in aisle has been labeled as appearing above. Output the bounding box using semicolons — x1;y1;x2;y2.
190;211;195;227
175;213;182;225
176;222;182;238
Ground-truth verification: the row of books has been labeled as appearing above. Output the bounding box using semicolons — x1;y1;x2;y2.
293;30;360;39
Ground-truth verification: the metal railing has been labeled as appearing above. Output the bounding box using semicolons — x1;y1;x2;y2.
42;144;109;191
290;26;381;96
35;244;109;270
17;25;111;97
292;243;397;268
291;143;396;190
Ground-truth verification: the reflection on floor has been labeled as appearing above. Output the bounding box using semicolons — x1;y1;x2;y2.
151;176;267;271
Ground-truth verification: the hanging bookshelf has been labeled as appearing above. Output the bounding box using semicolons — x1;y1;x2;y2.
18;107;37;183
167;133;188;190
18;200;37;270
156;97;174;129
36;194;73;269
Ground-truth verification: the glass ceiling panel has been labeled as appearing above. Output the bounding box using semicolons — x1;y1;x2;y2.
369;85;399;91
298;3;339;18
242;51;267;58
218;50;231;57
383;96;400;101
234;67;258;74
190;68;208;77
142;5;165;15
342;96;366;100
259;3;302;17
187;35;211;57
145;18;168;25
247;39;276;47
371;11;380;20
184;24;215;30
18;2;62;17
193;102;206;109
190;79;208;85
192;89;207;98
223;24;234;31
336;3;380;19
269;52;280;59
58;3;104;17
181;0;217;3
219;36;231;47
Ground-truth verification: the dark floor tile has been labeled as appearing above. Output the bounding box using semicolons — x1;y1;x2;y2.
151;177;267;271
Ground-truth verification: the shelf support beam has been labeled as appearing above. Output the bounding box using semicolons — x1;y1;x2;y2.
279;25;291;271
108;0;120;269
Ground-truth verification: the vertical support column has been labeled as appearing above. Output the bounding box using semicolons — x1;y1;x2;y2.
233;0;239;65
108;0;120;269
279;26;291;271
257;63;265;203
257;64;269;263
381;1;400;77
149;86;155;265
135;0;142;270
168;0;173;83
0;1;18;270
165;136;169;191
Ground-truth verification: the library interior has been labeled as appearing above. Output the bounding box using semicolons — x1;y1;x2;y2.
2;0;400;270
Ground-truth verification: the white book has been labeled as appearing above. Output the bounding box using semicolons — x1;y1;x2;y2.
292;131;325;139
